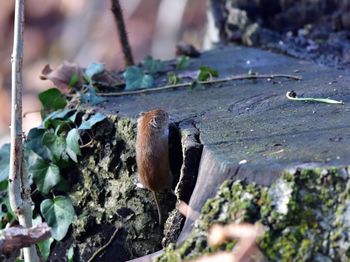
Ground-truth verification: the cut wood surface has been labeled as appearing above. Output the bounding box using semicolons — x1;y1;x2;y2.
100;45;350;245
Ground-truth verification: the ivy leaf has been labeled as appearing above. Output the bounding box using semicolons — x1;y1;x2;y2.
26;128;51;160
123;66;153;90
37;237;54;261
85;62;105;82
78;113;106;130
41;196;76;241
42;132;67;161
189;81;204;90
66;129;81;163
80;85;105;106
176;55;190;70
0;144;10;182
39;88;67;112
0;191;14;229
198;66;219;81
68;73;79;87
143;56;164;74
29;159;62;194
42;109;75;129
66;246;74;262
68;111;79;123
167;72;180;85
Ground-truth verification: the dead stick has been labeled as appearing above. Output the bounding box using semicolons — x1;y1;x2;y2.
111;0;134;66
98;74;302;97
0;223;51;254
87;227;119;262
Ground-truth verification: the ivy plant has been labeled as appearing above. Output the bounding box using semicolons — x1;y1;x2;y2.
1;87;107;260
123;56;167;90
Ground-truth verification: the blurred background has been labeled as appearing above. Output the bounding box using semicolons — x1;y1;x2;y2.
0;0;207;145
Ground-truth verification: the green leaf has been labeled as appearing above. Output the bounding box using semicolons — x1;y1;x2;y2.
40;196;76;241
167;72;180;85
42;132;67;161
68;73;79;87
78;113;106;130
0;192;14;229
198;66;219;81
66;129;81;163
123;66;153;90
29;159;62;194
0;144;10;182
143;56;164;74
248;69;256;76
26;128;51;160
286;91;344;104
68;111;79;123
176;55;190;70
80;85;105;106
0;180;8;191
37;237;54;261
42;109;75;129
66;246;74;262
189;81;204;90
85;62;105;80
39;88;67;111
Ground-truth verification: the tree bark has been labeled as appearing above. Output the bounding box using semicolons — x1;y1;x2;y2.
8;0;38;261
111;0;135;66
0;223;51;254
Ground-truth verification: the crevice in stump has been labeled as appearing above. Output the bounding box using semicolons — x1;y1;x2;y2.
163;119;204;247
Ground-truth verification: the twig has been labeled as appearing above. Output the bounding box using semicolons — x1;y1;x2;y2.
87;227;120;262
9;0;38;261
80;139;94;148
111;0;134;66
98;73;301;97
286;90;343;104
0;223;51;254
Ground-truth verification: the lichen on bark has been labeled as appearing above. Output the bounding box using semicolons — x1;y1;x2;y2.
67;115;175;261
157;167;350;261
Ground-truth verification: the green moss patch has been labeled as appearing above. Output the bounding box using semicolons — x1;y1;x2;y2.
158;167;350;261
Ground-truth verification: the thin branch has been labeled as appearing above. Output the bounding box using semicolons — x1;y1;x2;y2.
80;139;94;148
87;227;120;262
111;0;134;66
0;223;51;254
9;0;38;261
98;73;302;97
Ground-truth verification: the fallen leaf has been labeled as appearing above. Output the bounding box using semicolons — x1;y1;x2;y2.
40;61;83;92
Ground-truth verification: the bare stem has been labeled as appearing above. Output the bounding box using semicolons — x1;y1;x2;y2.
98;73;302;97
87;227;120;262
111;0;134;66
9;0;38;261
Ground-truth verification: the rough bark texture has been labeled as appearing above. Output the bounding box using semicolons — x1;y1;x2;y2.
111;0;134;66
0;223;51;254
97;45;350;261
8;0;37;261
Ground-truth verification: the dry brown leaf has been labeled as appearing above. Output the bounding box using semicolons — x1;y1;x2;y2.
191;252;235;262
200;223;266;262
208;223;264;247
176;200;200;221
40;61;83;92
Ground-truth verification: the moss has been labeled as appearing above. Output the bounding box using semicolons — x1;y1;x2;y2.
68;115;176;260
158;167;350;261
